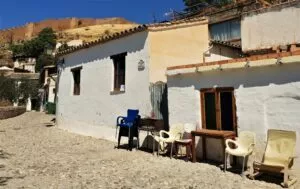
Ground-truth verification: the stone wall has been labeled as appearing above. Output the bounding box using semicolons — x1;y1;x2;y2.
0;106;26;120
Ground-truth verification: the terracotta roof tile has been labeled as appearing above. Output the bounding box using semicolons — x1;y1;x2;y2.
56;25;148;56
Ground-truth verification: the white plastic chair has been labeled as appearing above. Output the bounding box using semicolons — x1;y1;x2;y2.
251;129;297;188
224;131;256;175
153;123;184;158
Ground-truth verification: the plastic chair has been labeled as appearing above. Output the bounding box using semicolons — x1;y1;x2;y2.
250;129;297;188
153;123;184;158
116;109;140;150
225;131;256;175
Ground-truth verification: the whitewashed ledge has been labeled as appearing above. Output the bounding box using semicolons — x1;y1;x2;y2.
166;55;300;76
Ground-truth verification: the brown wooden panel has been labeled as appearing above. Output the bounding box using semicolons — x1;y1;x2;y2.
232;92;238;136
200;88;215;93
215;91;221;130
200;92;206;129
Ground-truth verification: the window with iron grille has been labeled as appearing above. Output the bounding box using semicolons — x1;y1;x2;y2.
71;66;82;96
111;53;127;92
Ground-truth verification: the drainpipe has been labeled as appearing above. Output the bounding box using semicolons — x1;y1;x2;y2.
203;43;214;64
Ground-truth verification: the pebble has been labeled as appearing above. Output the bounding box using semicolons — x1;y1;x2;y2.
0;112;286;188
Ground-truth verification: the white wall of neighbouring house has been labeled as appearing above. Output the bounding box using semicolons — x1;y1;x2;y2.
149;21;209;83
242;3;300;51
167;62;300;179
14;58;36;73
206;44;241;62
56;31;152;142
47;77;56;103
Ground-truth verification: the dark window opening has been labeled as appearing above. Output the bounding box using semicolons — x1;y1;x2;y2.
111;53;127;92
200;87;237;133
71;66;82;96
220;91;234;131
204;92;217;130
209;19;241;42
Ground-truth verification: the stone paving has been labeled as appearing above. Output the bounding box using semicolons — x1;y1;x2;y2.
0;112;282;188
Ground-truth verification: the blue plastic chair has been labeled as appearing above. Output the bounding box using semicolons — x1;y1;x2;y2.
116;109;139;128
116;109;140;150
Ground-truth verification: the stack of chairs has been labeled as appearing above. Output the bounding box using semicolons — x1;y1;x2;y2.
116;109;140;150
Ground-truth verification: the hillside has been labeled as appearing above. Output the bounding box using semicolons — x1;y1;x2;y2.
57;23;138;43
0;17;137;68
0;17;136;44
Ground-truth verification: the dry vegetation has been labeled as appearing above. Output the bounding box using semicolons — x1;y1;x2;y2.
0;47;13;68
56;24;137;43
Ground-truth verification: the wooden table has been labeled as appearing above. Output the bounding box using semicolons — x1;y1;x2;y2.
138;118;164;150
191;129;236;163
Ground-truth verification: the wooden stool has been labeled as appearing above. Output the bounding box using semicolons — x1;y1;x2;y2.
174;139;192;161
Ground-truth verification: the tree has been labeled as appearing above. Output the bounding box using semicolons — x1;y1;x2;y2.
10;44;25;57
10;28;56;58
183;0;232;10
35;53;56;72
37;27;57;50
0;76;39;105
10;27;57;72
0;76;17;103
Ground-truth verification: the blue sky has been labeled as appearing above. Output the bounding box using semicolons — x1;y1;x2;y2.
0;0;185;29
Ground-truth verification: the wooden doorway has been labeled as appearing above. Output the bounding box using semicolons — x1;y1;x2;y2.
200;87;237;133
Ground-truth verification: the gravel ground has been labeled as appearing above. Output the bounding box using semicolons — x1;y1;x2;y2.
0;112;283;189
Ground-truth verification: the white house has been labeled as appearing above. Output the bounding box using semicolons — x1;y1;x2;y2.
14;57;36;73
55;18;222;142
41;65;57;104
56;26;151;141
166;51;300;179
166;1;300;179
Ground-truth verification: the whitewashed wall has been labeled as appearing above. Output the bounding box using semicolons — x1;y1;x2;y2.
242;3;300;51
47;77;56;103
167;63;300;178
206;44;241;62
57;31;151;142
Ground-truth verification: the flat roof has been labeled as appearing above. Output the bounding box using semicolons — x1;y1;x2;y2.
166;50;300;75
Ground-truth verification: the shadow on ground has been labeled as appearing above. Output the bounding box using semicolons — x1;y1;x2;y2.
42;122;55;128
0;150;12;159
0;150;13;186
0;177;13;186
252;173;283;186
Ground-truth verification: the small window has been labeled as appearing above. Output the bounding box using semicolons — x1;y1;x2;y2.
71;66;82;96
209;19;241;41
200;87;237;133
111;53;127;92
